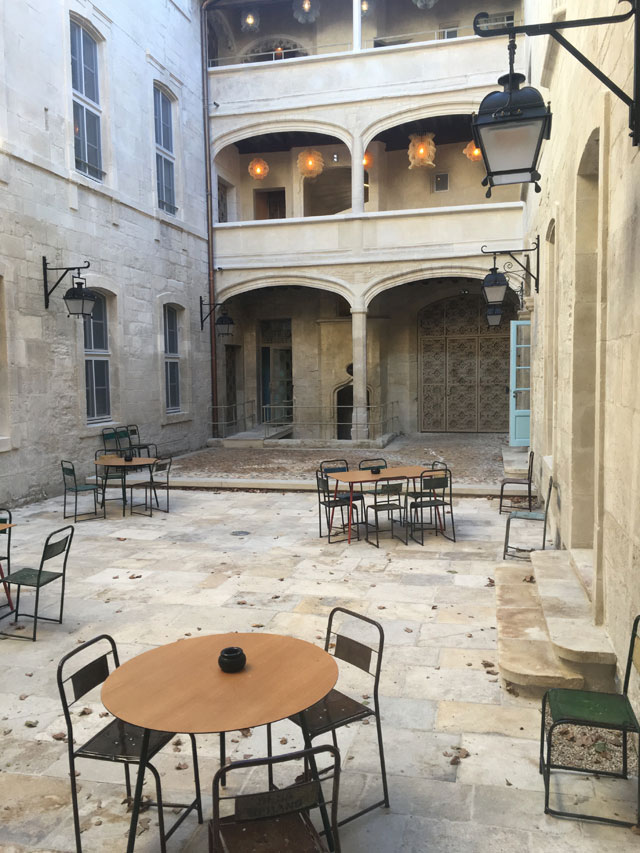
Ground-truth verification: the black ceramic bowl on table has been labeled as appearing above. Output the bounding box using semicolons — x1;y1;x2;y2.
371;467;381;475
218;646;246;673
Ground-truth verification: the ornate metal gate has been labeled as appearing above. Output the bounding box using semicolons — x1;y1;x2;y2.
419;294;515;432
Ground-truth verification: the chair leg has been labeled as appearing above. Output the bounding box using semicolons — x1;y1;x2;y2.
375;711;390;808
539;692;548;774
74;490;78;524
14;585;21;622
33;585;40;641
68;753;84;853
528;481;532;511
503;517;512;559
499;483;505;513
58;575;66;624
219;733;226;786
189;734;203;823
124;762;132;798
147;763;167;853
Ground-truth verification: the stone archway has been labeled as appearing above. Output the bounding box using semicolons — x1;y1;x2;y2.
419;293;516;432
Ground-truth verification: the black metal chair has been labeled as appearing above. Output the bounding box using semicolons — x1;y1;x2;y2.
316;471;360;544
358;457;388;496
405;461;456;544
0;507;13;613
499;450;534;513
364;477;407;547
540;614;640;828
130;457;172;516
503;477;553;560
285;608;389;828
209;746;341;853
0;525;74;641
57;635;202;853
127;424;158;458
61;460;103;522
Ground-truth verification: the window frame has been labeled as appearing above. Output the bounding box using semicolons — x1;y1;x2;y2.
84;293;111;423
71;18;104;182
154;86;178;215
164;305;181;413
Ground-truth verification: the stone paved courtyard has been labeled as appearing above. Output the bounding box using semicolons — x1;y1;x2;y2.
1;489;639;852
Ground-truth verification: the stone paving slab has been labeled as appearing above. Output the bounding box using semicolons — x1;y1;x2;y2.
0;490;638;852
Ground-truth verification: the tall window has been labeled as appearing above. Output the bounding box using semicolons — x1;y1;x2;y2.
154;87;177;214
71;20;103;180
164;306;180;412
84;294;110;421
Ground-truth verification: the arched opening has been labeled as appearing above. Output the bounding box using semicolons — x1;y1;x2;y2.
335;381;371;440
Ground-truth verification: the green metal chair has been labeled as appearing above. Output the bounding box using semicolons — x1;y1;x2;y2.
364;477;407;547
503;477;553;560
129;457;172;516
126;424;158;458
540;613;640;827
61;460;103;522
95;450;126;511
316;471;360;543
0;525;74;641
101;426;120;453
0;507;13;612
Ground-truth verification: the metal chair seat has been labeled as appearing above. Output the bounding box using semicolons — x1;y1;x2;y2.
510;510;545;521
547;689;638;730
78;717;175;762
217;810;326;852
290;689;374;737
2;567;62;588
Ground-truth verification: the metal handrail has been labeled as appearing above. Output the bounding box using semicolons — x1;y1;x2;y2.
210;400;257;438
261;402;399;441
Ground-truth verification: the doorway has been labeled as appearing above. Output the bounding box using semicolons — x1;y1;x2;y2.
260;319;292;423
254;188;285;220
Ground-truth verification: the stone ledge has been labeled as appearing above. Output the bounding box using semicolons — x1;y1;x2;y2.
569;548;594;601
498;637;584;689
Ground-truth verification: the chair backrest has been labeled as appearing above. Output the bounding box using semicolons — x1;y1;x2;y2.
623;614;640;695
319;458;348;475
127;424;140;440
210;745;341;853
61;460;77;489
326;607;384;700
527;450;535;481
373;476;405;503
0;507;12;560
101;427;119;452
115;426;132;451
359;458;387;471
316;470;331;500
57;634;119;739
151;457;172;479
41;525;74;572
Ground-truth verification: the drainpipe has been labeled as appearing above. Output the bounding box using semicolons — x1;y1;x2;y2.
201;0;219;437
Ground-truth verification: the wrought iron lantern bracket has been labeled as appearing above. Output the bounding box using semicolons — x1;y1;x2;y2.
200;296;235;334
473;1;640;145
43;256;91;309
480;235;540;294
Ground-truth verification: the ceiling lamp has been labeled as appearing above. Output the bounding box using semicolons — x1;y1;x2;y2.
472;34;551;197
463;140;483;162
293;0;320;24
297;149;324;178
408;133;436;169
362;151;372;168
361;0;372;14
241;9;260;31
248;157;269;180
486;306;503;327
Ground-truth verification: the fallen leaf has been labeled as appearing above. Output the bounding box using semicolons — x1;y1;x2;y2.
522;575;536;584
378;605;386;610
505;779;513;786
486;669;499;676
431;605;438;610
25;672;33;677
404;627;413;634
117;538;127;541
252;623;264;628
237;600;247;605
486;577;495;587
51;732;67;741
481;661;495;668
446;570;458;574
19;694;28;701
240;728;252;737
450;756;461;765
24;720;38;728
79;707;92;716
175;762;188;770
280;737;288;745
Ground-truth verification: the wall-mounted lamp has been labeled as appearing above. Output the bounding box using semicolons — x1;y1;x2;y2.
480;236;540;298
43;256;96;317
472;1;640;196
200;296;235;333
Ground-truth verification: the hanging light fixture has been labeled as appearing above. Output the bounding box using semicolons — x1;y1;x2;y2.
42;256;97;317
241;9;260;31
463;140;483;162
472;33;551;197
248;157;269;180
481;257;509;304
360;0;372;14
486;306;503;327
215;308;235;337
362;150;373;168
407;133;436;169
293;0;320;24
297;149;324;178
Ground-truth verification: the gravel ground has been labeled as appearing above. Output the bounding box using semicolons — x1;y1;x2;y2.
545;711;638;777
172;432;510;484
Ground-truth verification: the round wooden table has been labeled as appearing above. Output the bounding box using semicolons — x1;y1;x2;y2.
101;632;339;853
94;455;157;516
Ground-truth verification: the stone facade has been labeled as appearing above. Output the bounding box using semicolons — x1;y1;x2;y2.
0;0;211;504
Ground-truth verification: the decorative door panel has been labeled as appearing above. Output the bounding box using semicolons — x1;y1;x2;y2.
478;337;510;431
446;338;478;431
420;338;446;431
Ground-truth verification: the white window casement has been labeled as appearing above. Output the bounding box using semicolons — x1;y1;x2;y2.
154;86;177;215
71;19;104;181
438;24;459;40
483;12;515;29
84;293;111;422
164;305;180;412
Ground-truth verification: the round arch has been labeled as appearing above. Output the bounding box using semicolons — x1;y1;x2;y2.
216;273;355;308
363;264;489;308
362;101;479;149
212;121;353;157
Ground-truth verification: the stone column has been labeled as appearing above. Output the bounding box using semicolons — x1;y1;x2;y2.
352;0;362;51
351;135;365;214
351;306;368;439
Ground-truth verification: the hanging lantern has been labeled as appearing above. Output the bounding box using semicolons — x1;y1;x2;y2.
241;9;260;31
297;149;324;178
293;0;320;24
362;151;373;168
360;0;373;14
408;133;436;169
463;140;483;162
248;157;269;180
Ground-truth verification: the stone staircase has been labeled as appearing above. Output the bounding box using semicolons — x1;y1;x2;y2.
496;548;616;692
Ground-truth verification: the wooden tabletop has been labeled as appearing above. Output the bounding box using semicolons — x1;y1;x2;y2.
101;633;338;734
94;455;158;468
0;523;15;532
328;465;439;484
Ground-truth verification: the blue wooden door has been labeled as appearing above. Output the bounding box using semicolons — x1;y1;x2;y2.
509;320;531;446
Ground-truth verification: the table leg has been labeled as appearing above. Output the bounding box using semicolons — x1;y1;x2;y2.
347;485;354;545
329;481;338;536
126;727;150;853
300;711;335;852
122;470;127;516
0;561;13;611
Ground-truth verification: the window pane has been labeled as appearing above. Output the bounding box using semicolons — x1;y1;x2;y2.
156;152;164;204
166;360;180;410
93;359;110;417
73;101;86;171
154;87;162;145
161;93;172;152
82;29;99;103
84;109;102;178
85;360;95;419
164;306;178;354
163;158;175;209
70;21;82;93
91;295;108;350
83;313;92;350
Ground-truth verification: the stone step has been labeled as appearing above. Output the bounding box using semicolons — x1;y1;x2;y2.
494;562;584;690
530;551;616;667
570;547;594;601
